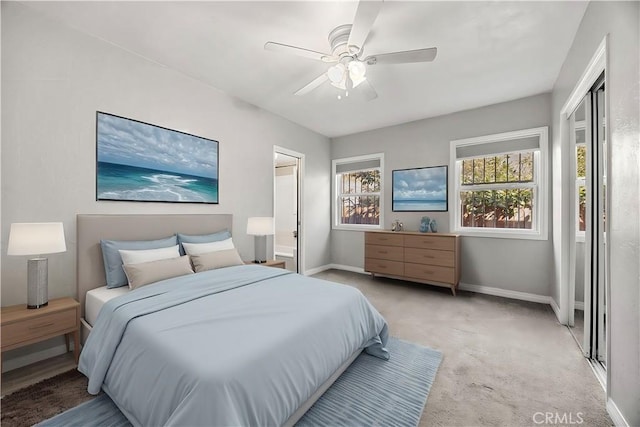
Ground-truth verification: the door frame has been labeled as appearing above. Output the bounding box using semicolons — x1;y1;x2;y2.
273;146;305;274
558;35;610;392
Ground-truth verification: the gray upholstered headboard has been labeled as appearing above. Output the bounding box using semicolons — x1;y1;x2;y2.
76;214;233;318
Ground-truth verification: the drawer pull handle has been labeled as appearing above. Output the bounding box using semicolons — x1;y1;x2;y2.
379;250;388;254
423;270;434;275
423;255;435;259
379;265;387;269
29;322;54;330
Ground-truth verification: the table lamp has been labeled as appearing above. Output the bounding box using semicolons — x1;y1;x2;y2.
7;222;67;309
247;217;274;263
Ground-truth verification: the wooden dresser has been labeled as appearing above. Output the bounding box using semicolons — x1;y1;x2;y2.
364;231;461;295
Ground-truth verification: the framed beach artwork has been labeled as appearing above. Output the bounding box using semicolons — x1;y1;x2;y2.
392;165;448;212
96;112;219;204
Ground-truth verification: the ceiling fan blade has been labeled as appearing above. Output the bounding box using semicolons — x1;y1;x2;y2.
361;79;378;101
365;47;437;65
347;0;383;53
264;42;337;62
295;73;329;96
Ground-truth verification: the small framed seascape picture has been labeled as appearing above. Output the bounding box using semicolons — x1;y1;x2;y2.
96;112;219;204
392;165;448;212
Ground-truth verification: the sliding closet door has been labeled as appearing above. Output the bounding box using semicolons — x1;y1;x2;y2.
568;97;587;343
583;73;607;369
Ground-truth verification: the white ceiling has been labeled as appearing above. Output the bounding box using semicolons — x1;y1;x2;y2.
23;1;588;138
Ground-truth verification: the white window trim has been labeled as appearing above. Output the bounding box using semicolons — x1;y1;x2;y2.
332;153;384;231
449;127;549;240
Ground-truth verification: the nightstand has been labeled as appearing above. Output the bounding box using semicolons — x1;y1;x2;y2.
1;297;81;366
244;260;286;269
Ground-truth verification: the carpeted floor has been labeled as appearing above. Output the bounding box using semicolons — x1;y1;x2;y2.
1;269;612;427
312;270;612;427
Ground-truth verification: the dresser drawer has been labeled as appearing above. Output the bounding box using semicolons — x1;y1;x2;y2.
365;232;404;247
404;263;455;284
365;258;404;276
404;235;455;251
2;309;76;349
365;244;404;262
404;247;455;267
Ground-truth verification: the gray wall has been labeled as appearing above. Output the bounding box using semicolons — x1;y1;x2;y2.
551;1;639;424
1;2;331;367
331;93;553;296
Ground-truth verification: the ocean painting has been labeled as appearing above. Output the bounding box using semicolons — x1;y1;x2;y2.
392;166;448;212
96;112;218;203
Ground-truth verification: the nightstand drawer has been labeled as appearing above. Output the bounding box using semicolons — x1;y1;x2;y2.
2;309;76;349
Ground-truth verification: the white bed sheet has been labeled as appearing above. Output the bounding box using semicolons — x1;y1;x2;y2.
85;286;130;326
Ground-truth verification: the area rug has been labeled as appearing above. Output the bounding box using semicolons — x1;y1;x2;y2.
33;337;441;427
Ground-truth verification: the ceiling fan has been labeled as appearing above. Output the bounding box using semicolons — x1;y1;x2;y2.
264;0;437;100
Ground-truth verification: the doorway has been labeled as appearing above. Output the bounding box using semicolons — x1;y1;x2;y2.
273;147;303;273
568;72;608;376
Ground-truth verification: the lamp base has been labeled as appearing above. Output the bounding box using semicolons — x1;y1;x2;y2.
254;235;267;264
27;258;49;309
27;301;49;309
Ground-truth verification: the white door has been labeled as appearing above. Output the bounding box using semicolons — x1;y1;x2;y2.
274;148;304;273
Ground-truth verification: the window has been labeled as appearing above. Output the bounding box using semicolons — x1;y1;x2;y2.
576;139;586;240
450;127;548;239
332;154;384;230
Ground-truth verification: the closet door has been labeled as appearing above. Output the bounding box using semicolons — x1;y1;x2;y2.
583;73;607;369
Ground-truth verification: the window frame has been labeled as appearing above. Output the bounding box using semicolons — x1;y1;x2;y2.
332;153;384;231
450;127;549;240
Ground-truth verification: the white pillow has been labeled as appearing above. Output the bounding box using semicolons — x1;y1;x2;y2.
119;245;180;265
182;238;235;256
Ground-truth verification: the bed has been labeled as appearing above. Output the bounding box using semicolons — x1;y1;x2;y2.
76;214;389;427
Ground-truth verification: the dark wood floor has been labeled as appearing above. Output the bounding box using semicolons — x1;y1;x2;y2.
1;352;76;397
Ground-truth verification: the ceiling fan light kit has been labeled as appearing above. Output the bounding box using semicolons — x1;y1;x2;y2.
264;0;437;100
327;63;346;84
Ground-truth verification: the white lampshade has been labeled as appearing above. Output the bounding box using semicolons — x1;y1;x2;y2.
247;217;274;236
7;222;67;256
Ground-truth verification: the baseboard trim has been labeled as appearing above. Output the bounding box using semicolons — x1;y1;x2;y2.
305;264;368;276
550;298;561;320
459;282;551;305
316;267;556;307
326;264;367;275
607;398;630;427
303;264;332;276
324;266;583;318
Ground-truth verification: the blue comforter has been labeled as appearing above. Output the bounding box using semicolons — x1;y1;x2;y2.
79;265;389;426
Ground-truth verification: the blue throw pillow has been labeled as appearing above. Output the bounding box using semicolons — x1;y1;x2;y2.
177;230;231;255
101;235;178;288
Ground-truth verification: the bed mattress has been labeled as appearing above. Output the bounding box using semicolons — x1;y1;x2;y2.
85;285;130;326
